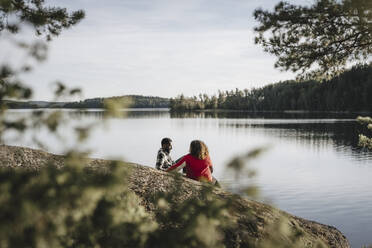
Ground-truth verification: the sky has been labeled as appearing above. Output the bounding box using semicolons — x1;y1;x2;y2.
2;0;312;101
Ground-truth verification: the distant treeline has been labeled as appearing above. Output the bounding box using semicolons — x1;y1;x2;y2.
4;95;170;109
64;95;169;108
170;64;372;112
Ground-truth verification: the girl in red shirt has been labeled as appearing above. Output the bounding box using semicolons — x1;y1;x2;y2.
166;140;213;182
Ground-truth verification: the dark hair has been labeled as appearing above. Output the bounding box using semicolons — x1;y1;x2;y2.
189;140;209;160
161;137;172;146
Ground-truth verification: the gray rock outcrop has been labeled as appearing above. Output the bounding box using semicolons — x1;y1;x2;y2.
0;145;350;248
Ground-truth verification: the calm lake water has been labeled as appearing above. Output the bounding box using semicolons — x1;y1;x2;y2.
3;109;372;248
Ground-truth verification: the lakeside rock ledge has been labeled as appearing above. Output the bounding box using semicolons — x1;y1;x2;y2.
0;145;350;248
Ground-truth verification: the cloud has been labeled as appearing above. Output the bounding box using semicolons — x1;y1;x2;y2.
10;0;300;100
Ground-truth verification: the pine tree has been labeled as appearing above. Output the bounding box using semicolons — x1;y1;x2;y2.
254;0;372;79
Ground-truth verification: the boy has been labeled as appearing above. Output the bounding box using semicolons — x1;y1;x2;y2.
155;137;174;171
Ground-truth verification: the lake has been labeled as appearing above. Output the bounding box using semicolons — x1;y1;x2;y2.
3;109;372;248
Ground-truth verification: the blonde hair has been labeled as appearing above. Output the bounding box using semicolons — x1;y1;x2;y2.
189;140;209;160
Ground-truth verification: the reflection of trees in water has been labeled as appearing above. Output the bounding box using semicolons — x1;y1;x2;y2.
67;109;170;119
218;121;372;160
48;109;371;161
170;110;360;119
171;111;372;160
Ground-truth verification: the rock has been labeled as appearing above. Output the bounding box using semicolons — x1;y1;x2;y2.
0;145;350;248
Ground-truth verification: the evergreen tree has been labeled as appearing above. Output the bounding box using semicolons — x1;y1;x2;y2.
254;0;372;79
0;0;84;40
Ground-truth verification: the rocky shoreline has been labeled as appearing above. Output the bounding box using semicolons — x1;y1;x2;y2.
0;145;350;248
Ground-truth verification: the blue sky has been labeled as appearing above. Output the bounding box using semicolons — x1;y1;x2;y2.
3;0;312;100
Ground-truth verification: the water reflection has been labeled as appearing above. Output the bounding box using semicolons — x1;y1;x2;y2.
52;109;372;160
66;108;170;119
217;121;372;160
62;108;365;120
181;111;372;161
169;110;362;119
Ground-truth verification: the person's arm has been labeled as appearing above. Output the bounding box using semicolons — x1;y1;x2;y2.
173;155;187;174
207;156;213;173
166;155;187;172
173;155;184;164
156;151;172;171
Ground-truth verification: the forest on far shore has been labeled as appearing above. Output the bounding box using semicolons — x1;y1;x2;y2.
170;64;372;112
4;95;170;109
5;64;372;112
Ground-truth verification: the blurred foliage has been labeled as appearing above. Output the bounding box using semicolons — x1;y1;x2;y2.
103;97;133;118
146;175;233;248
254;0;372;80
64;95;169;109
357;116;372;149
0;0;84;141
0;161;157;248
259;216;327;248
0;1;344;248
226;148;266;198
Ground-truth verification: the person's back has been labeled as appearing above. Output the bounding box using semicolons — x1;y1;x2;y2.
166;140;213;182
181;154;212;182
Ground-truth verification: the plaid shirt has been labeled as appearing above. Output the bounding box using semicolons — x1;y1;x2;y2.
156;148;174;171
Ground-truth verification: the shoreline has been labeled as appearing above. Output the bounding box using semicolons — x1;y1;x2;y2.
5;107;372;115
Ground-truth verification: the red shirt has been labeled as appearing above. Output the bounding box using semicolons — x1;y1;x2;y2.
166;154;213;182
